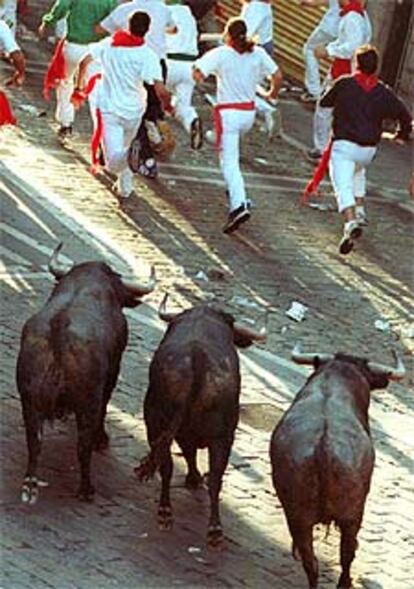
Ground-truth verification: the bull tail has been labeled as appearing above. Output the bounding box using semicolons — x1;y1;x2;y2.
315;422;331;525
135;347;206;482
134;412;183;482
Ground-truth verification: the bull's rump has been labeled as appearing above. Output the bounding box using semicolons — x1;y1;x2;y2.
17;309;126;418
145;342;240;444
271;410;374;524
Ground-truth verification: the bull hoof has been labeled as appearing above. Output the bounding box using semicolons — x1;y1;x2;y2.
337;575;352;589
207;525;224;550
94;430;109;451
21;476;39;505
76;484;95;502
158;506;173;530
185;471;203;489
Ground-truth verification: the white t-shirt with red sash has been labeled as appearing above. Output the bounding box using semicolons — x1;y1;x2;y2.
194;44;278;147
326;1;372;80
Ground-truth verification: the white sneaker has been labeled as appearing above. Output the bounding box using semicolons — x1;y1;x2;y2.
112;181;135;201
339;220;363;255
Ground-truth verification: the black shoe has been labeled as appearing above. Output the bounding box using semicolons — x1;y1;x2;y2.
300;91;318;104
57;125;72;140
190;117;203;150
222;204;251;234
306;148;322;162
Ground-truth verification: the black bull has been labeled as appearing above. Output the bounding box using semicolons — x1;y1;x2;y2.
135;301;266;548
16;243;155;504
270;348;405;589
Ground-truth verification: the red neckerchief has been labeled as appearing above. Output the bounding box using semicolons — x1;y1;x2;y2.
353;71;379;93
0;90;17;126
111;31;145;47
43;38;66;101
340;1;365;17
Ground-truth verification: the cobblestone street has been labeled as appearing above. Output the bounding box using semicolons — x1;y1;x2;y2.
1;9;413;589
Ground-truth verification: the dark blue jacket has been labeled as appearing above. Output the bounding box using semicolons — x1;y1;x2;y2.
320;75;412;146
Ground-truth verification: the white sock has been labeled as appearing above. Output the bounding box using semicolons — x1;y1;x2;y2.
356;205;365;217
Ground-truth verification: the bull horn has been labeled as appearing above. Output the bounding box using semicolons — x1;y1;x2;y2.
121;265;156;297
367;350;406;382
48;242;71;279
291;343;334;365
233;322;267;342
158;293;178;323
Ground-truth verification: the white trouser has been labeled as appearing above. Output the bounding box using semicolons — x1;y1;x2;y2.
101;112;142;197
56;41;91;127
220;109;256;211
166;59;197;133
313;74;333;153
329;140;376;213
303;26;336;98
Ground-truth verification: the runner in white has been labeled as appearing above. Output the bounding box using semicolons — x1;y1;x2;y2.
239;0;276;138
193;17;282;234
0;18;24;85
308;0;371;161
76;11;168;200
98;0;175;178
240;0;273;56
300;0;340;103
98;0;174;61
166;0;202;149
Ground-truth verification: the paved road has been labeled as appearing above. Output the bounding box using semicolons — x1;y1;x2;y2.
1;13;413;589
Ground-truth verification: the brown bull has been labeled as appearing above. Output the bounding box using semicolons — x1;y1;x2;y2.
16;243;155;504
135;294;266;548
270;345;405;588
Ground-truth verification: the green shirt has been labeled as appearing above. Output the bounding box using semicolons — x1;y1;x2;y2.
42;0;117;45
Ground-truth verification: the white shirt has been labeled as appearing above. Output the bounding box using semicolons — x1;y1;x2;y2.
100;0;174;59
166;5;198;57
89;36;162;119
319;0;340;36
195;45;278;104
240;1;273;46
0;19;19;53
326;10;372;59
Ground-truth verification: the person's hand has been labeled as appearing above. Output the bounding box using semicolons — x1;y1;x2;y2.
314;44;328;59
38;22;47;38
6;71;24;87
